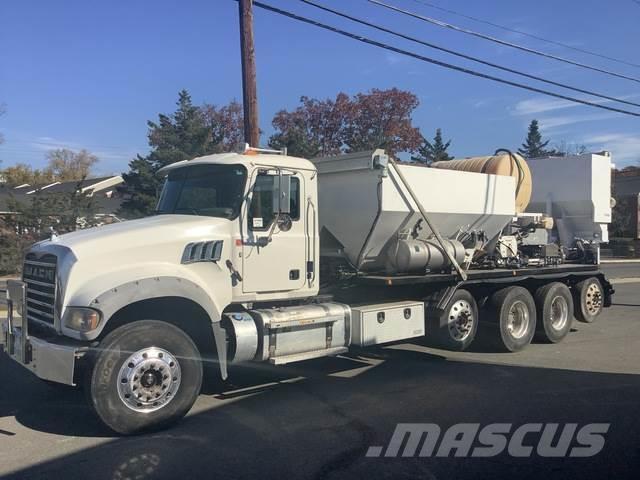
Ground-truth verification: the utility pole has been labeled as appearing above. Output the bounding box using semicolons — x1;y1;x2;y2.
239;0;260;148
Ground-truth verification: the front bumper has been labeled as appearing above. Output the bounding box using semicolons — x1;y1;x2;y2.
1;280;85;386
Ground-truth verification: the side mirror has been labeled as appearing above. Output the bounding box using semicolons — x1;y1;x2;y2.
272;173;291;215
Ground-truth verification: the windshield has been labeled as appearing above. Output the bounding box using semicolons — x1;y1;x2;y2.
156;164;247;219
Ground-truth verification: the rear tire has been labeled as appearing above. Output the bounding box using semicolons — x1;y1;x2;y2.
427;289;478;351
534;282;573;343
488;286;536;352
574;277;603;323
86;320;203;435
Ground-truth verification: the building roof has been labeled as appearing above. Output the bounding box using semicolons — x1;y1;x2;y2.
0;175;124;215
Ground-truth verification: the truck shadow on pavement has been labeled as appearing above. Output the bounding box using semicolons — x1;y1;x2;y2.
1;344;640;480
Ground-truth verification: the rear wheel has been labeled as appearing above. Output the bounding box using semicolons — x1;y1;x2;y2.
489;286;536;352
87;320;203;435
428;289;478;351
574;277;603;323
534;282;573;343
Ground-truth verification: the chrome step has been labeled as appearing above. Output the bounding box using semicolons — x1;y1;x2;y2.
269;347;348;365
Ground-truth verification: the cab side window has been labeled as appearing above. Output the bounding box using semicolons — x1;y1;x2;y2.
248;174;300;230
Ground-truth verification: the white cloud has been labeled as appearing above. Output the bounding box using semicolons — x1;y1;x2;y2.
511;94;640;139
538;112;618;130
512;97;577;115
472;99;491;109
32;136;84;151
580;132;640;164
512;93;640;117
24;135;142;167
384;52;404;65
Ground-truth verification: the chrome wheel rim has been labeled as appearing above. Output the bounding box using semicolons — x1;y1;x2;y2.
117;347;181;413
448;299;474;341
549;295;569;330
585;282;603;315
507;300;530;339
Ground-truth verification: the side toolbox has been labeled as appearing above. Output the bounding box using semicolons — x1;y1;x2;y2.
351;301;425;347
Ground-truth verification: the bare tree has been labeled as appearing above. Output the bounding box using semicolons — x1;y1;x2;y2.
1;163;55;186
46;148;98;182
553;140;588;157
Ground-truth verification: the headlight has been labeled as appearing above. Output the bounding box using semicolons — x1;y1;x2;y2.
64;307;102;332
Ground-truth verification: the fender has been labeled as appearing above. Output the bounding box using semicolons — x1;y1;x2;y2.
86;276;229;380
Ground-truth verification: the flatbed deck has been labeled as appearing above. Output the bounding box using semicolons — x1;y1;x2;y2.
357;264;603;286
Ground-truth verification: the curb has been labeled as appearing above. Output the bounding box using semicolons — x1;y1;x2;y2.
609;277;640;285
601;259;640;264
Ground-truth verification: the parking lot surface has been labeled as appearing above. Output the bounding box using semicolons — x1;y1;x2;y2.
0;273;639;479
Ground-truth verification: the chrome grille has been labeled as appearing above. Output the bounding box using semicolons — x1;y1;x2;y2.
23;254;57;327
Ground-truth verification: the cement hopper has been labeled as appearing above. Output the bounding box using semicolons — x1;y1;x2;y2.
432;151;532;214
312;150;516;273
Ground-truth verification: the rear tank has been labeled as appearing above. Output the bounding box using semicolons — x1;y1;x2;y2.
312;150;516;274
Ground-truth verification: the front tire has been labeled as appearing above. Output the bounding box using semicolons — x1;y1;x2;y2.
489;286;536;352
87;320;203;435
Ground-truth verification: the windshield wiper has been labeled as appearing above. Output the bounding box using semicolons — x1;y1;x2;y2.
173;207;200;215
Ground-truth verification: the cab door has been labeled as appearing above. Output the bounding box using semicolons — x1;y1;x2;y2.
242;170;307;293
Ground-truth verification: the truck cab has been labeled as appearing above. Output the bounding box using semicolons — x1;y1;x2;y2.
156;151;320;302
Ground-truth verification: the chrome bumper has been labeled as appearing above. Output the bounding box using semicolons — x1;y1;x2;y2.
1;280;82;386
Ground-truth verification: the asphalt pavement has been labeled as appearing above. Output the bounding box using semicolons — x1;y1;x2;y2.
0;267;639;479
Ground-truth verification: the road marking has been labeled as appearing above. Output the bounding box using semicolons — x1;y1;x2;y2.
601;259;640;264
609;277;640;284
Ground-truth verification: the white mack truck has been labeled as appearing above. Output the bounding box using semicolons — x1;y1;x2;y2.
1;147;614;434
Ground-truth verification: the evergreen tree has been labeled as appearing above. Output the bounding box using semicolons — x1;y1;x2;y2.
119;90;221;218
412;128;453;165
518;120;555;158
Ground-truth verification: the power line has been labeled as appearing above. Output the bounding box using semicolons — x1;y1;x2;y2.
368;0;640;84
297;0;640;108
408;0;640;69
250;1;640;117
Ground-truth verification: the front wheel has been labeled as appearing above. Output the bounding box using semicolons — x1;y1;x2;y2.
87;320;203;435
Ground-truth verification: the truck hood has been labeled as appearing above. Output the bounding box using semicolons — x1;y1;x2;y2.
41;214;232;261
25;214;236;340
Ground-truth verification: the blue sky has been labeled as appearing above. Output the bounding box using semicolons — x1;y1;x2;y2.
1;0;639;175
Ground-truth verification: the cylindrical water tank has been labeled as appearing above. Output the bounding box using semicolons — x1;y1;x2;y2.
432;152;532;213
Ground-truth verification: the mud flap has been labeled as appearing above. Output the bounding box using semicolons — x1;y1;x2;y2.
211;321;228;380
600;275;615;308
